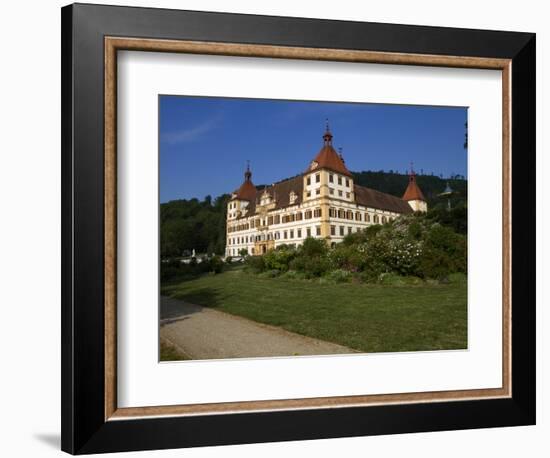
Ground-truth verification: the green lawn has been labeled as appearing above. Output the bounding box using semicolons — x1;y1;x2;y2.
162;269;467;353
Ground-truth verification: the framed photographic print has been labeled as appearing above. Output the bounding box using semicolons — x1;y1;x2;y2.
61;3;536;454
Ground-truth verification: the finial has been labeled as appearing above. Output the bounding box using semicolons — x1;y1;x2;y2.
244;160;252;181
338;147;345;163
323;119;333;146
409;162;416;181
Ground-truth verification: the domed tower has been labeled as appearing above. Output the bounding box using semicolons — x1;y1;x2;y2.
228;162;257;221
303;121;354;203
402;164;428;212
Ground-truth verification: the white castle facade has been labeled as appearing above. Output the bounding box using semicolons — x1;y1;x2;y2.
225;126;427;257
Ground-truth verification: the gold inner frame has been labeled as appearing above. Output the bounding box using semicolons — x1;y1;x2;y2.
104;37;512;421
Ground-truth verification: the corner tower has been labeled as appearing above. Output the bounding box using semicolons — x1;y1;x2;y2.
228;163;257;221
402;165;427;212
303;122;354;203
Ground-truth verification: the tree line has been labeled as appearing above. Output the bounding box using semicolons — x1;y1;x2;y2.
160;171;467;258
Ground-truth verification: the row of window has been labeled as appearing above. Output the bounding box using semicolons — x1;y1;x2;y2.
228;226;323;245
305;188;352;199
228;208;323;233
328;208;391;223
306;173;351;187
228;208;394;233
330;225;364;237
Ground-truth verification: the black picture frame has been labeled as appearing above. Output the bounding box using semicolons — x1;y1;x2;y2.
61;3;535;454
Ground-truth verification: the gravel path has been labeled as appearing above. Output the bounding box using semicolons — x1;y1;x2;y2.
160;296;355;360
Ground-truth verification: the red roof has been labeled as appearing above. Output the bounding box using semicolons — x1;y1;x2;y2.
355;184;413;214
233;166;257;201
402;174;426;201
234;180;257;201
306;127;352;177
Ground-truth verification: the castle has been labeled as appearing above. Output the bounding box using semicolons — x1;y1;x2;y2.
225;125;427;257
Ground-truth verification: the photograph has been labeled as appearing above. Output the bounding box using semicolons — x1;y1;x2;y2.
159;96;468;361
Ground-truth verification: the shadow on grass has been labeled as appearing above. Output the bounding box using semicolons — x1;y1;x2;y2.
160;288;225;326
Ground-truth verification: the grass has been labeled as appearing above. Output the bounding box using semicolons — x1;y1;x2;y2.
162;269;467;353
160;339;189;361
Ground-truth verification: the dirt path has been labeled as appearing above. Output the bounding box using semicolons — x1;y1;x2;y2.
160;296;355;360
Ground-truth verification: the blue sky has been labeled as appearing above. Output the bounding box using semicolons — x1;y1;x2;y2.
159;96;467;203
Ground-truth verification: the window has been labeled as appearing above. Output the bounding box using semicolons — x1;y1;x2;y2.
348;227;352;235
338;176;342;185
284;231;288;239
289;214;295;222
306;191;311;198
374;215;379;223
366;213;371;222
346;192;350;198
329;174;334;183
345;178;350;187
268;216;273;225
305;210;312;219
338;209;345;219
347;210;353;220
339;226;344;236
307;227;311;237
307;176;311;185
330;225;335;236
329;208;336;217
297;229;302;238
296;212;303;221
338;190;343;197
314;208;322;218
316;226;321;236
290;230;294;239
274;215;280;224
315;174;320;183
316;189;320;195
289;191;297;204
382;216;387;224
329;188;334;195
355;212;361;221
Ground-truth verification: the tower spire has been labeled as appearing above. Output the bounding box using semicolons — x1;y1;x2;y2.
323;118;333;146
244;160;251;181
409;162;416;182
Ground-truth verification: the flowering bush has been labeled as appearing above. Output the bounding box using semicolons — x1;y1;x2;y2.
244;215;466;282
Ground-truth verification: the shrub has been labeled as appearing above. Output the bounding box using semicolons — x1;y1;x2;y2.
259;269;281;278
300;237;328;257
326;269;352;283
225;256;232;264
245;255;265;273
280;270;306;280
329;244;365;272
402;276;424;285
209;255;224;274
378;272;407;286
290;254;331;278
419;246;453;280
263;245;297;272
